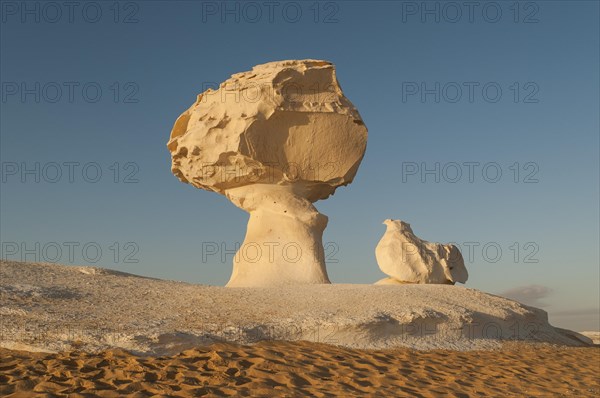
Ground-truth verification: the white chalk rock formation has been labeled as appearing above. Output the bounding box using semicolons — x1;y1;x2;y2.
167;60;368;287
1;261;592;354
375;219;468;285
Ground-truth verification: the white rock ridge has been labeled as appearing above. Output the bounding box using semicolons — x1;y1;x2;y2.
375;219;468;285
167;60;368;287
0;261;591;355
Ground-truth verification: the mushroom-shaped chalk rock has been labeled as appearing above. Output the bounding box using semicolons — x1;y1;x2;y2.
167;60;368;287
375;219;468;285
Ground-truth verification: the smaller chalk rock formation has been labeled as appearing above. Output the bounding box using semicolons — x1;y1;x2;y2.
375;219;468;285
167;60;368;287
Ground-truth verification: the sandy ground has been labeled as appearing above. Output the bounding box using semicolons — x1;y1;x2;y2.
1;341;598;397
581;331;600;344
2;261;597;396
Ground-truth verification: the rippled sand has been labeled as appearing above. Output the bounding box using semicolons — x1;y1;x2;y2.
1;341;598;397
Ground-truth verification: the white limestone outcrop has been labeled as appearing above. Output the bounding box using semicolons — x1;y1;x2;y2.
167;60;368;287
1;261;591;354
375;219;468;285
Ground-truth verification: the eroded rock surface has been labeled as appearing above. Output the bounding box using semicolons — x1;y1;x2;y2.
375;220;468;285
167;60;368;286
1;261;591;354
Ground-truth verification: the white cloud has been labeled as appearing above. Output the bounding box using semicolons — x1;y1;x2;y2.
498;285;553;307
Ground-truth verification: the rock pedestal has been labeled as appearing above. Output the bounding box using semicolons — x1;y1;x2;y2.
167;60;368;286
225;184;329;287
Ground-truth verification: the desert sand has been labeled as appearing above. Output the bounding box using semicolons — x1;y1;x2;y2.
2;261;598;397
1;342;598;397
581;331;600;344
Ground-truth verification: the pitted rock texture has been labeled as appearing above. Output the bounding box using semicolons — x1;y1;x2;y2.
167;60;368;287
167;59;368;202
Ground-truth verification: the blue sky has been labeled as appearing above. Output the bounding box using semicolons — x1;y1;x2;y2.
1;1;598;331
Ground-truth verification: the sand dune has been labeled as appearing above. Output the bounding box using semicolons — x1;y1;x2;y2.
2;261;597;396
1;341;598;397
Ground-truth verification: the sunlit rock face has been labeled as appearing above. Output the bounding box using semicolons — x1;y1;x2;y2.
168;60;368;287
375;220;468;285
